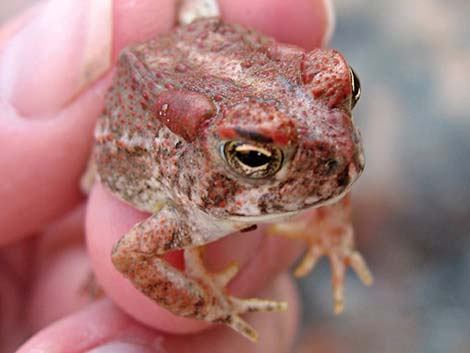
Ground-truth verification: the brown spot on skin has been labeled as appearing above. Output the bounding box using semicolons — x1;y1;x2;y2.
336;167;350;188
215;315;232;324
257;195;270;214
240;224;258;233
193;298;206;315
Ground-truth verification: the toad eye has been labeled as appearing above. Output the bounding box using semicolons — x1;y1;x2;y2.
349;66;361;109
222;141;283;179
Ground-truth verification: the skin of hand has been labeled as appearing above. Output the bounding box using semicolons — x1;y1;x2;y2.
0;0;334;352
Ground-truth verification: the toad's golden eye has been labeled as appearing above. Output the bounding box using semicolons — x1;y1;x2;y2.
222;141;283;179
349;66;361;109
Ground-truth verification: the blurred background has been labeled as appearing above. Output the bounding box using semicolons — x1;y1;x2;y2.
297;1;470;353
1;1;469;352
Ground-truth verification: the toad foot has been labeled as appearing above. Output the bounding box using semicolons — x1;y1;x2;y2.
269;195;373;314
185;247;287;342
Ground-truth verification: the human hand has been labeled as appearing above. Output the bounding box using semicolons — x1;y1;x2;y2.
0;0;333;352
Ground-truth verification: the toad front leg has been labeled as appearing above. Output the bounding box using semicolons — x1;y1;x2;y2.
270;194;373;314
111;203;286;342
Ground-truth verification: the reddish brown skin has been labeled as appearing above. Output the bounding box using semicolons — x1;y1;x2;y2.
94;18;364;218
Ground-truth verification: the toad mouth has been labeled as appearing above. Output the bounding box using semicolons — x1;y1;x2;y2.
225;210;300;223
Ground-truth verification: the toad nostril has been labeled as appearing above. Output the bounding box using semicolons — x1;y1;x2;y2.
325;159;339;174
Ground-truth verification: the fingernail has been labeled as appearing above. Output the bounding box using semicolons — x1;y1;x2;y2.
86;341;158;353
321;0;336;46
0;0;113;116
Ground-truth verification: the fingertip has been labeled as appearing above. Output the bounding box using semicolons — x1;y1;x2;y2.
322;0;336;46
0;2;43;49
0;0;114;116
219;0;335;49
16;300;132;353
113;0;176;57
0;0;176;117
18;277;298;353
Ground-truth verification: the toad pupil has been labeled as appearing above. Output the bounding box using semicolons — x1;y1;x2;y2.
236;148;271;167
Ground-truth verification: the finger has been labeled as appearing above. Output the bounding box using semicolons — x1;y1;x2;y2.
0;0;176;244
0;0;175;117
0;2;42;48
0;205;89;353
0;249;29;353
219;0;335;49
86;184;304;334
27;205;92;332
17;275;298;353
0;83;108;245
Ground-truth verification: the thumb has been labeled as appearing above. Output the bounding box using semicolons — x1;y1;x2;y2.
0;0;175;117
